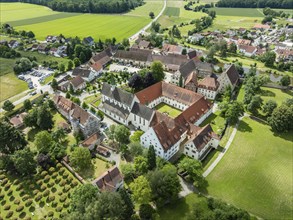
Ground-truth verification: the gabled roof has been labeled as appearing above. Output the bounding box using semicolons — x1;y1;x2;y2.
114;49;152;62
93;166;123;192
131;102;154;121
71;104;91;126
135;81;202;106
151;54;188;66
102;100;130;120
162;43;183;54
198;76;219;91
179;60;213;79
138;40;151;48
239;45;257;54
224;64;240;86
72;67;91;78
70;76;85;88
81;132;101;148
54;95;75;113
90;48;112;64
101;83;134;107
9;112;27;127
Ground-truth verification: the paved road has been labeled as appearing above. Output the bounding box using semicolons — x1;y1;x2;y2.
203;116;244;177
128;0;167;41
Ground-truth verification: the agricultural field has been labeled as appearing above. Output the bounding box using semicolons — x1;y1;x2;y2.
213;8;264;17
207;117;293;219
155;103;182;118
0;1;164;42
158;0;206;28
0;165;81;219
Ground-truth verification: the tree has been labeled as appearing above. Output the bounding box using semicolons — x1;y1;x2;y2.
143;72;156;87
36;153;51;169
23;99;32;111
129;176;152;204
58;63;65;72
122;38;130;48
97;110;104;121
149;11;155;19
148;164;181;206
128;74;143;90
3;100;15;111
129;142;144;158
73;57;81;67
151;61;165;82
114;125;130;145
51;78;58;91
13;148;36;176
263;100;277;116
119;188;135;220
37;105;54;130
280;75;290;86
0;121;27;154
79;52;86;63
225;101;244;125
228;42;237;54
218;40;228;57
70;147;92;171
147;145;156;170
139;204;155;220
182;48;187;55
206;46;216;61
70;184;99;213
179;75;183;87
261;51;276;67
121;163;136;181
134;156;148;175
247;95;263;115
151;22;161;32
50;141;66;160
13;57;32;74
67;60;74;71
130;130;144;143
34;131;53;154
178;157;205;188
268;103;293;132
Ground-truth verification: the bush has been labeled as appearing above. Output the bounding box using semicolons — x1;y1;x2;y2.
60;180;66;186
56;163;62;169
52;201;58;207
0;174;5;180
52;172;58;179
7;189;13;195
40;184;46;191
44;175;50;182
4;183;11;190
13;179;20;185
55;177;61;184
29;184;35;190
43;189;50;197
56;206;63;212
22;195;30;201
25;199;33;207
6;211;13;218
40;171;48;177
33;189;39;196
60;195;67;202
4;204;11;210
16;185;22;191
71;181;79;187
24;217;31;220
59;168;65;174
16;205;24;212
49;195;55;202
62;172;69;178
36;179;43;185
58;191;63;196
63;201;70;208
1;178;8;186
139;204;155;220
49;167;55;173
47;181;54;187
48;211;54;217
14;199;20;205
35;194;42;201
64;185;71;192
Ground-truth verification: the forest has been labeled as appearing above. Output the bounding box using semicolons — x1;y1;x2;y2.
216;0;293;9
0;0;144;13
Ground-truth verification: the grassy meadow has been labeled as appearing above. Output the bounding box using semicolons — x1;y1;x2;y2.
213;8;264;17
207;117;293;219
0;1;164;41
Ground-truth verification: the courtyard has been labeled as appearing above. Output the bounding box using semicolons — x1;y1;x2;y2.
155;103;182;118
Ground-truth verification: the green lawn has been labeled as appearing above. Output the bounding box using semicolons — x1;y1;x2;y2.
213;8;264;17
0;165;80;219
83;94;101;106
0;2;159;42
155;103;182;118
164;7;180;17
238;86;293;106
200;111;226;135
207;117;293;219
157;193;208;220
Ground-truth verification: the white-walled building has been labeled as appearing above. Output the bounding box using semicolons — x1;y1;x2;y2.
197;77;220;100
217;64;240;93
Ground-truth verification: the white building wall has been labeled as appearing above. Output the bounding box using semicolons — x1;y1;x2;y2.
218;74;233;93
197;88;218;100
140;128;165;158
195;108;213;126
129;113;150;132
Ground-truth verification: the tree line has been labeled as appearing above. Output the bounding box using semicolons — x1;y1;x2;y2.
216;0;293;9
0;0;144;14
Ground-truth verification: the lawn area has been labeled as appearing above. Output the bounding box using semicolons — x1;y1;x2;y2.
207;117;293;219
0;2;156;42
199;111;226;135
164;7;180;16
0;72;28;102
237;86;293;106
83;94;101;106
213;8;264;17
156;193;208;220
0;164;80;219
77;158;112;182
155;103;182;118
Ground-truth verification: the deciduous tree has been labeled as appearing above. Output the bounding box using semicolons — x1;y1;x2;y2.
129;176;152;204
70;147;92;171
13;148;36;176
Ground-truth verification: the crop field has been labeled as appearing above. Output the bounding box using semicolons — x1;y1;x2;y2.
207;117;293;219
164;7;180;16
0;165;81;219
213;8;264;17
0;1;164;41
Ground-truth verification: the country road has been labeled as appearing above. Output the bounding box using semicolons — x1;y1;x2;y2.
129;0;167;41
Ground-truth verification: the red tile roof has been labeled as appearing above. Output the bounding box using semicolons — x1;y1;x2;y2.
198;77;219;91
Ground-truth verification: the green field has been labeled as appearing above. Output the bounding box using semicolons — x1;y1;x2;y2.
164;7;180;16
0;1;164;41
213;8;264;17
0;165;80;219
207;117;293;219
155;103;182;118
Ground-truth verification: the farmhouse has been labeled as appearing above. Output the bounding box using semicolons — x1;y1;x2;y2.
92;166;123;192
217;64;240;93
54;95;100;138
100;81;218;161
